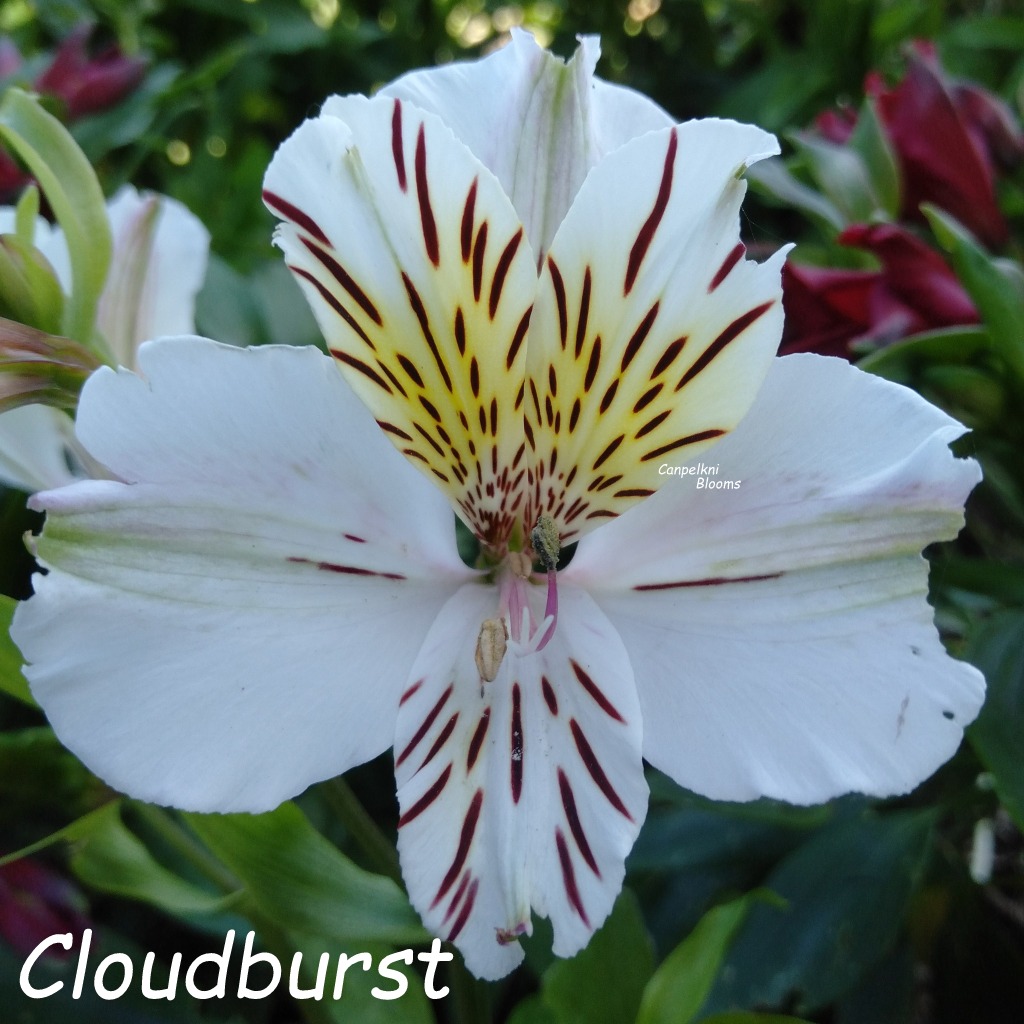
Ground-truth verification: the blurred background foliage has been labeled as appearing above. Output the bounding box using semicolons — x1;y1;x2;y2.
1;0;1023;1022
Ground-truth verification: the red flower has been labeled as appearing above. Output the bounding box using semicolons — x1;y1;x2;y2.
781;223;977;358
0;27;146;202
35;24;146;121
813;106;857;146
867;41;1022;248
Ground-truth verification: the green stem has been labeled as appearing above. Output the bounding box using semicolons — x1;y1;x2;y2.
131;802;240;893
321;777;403;885
448;953;491;1024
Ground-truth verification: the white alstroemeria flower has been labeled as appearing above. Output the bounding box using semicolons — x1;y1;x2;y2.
0;186;209;492
13;34;984;980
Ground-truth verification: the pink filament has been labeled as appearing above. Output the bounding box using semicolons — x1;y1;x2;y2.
536;569;559;651
498;565;560;653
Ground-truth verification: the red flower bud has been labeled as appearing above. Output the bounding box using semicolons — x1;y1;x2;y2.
868;41;1020;248
781;223;977;359
35;24;146;121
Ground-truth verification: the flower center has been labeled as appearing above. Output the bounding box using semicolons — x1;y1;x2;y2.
473;516;561;688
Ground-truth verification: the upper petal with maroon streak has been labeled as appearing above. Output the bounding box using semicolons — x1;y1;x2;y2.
522;119;787;543
380;30;673;258
264;95;536;547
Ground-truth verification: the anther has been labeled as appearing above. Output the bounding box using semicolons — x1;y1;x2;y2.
531;513;560;571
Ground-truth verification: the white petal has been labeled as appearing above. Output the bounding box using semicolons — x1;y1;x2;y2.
264;95;536;545
12;338;471;812
524;118;786;542
566;354;984;803
379;30;672;256
0;404;78;492
395;581;646;979
97;187;210;368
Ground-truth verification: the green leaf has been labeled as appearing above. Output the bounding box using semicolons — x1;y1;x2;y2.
0;801;123;867
701;1016;814;1024
966;609;1024;829
942;15;1024;50
71;64;181;161
704;811;934;1015
847;98;900;219
0;727;97;832
923;205;1024;381
702;1016;813;1024
68;805;232;916
508;997;559;1024
541;890;654;1024
286;934;435;1024
918;364;1006;426
0;593;33;705
934;557;1024;606
856;326;991;383
747;157;845;232
185;802;429;945
636;892;763;1024
0;89;111;349
790;132;878;223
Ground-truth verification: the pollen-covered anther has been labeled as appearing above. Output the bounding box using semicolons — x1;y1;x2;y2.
475;617;509;683
531;513;561;571
527;514;561;652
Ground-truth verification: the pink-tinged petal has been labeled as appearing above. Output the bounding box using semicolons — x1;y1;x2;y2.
567;354;983;803
523;118;787;543
395;582;645;979
381;30;672;257
13;339;472;812
97;187;209;368
0;405;78;492
264;96;536;547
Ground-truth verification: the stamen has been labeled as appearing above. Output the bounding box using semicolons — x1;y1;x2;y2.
499;532;561;656
506;581;524;643
475;618;508;683
507;613;553;658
